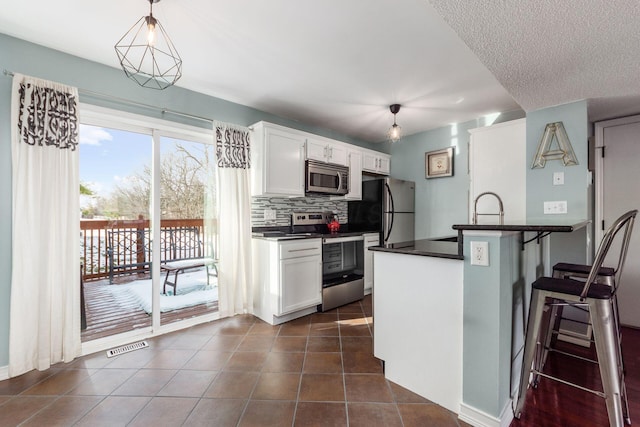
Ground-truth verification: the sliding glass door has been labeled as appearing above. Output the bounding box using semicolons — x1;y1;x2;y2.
79;106;217;345
158;136;218;326
79;124;154;342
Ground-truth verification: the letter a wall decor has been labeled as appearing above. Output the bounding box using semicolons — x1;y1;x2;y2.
531;121;578;169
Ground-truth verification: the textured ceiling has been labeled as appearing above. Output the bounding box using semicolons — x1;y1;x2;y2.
428;0;640;123
1;0;638;142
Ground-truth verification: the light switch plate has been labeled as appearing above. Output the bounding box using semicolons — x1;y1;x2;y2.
470;241;489;266
264;209;276;220
543;201;567;214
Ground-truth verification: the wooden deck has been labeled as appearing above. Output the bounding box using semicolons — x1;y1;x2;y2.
81;274;219;342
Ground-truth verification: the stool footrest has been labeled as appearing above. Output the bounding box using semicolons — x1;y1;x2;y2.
553;262;615;277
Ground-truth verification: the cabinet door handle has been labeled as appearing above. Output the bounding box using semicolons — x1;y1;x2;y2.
287;248;318;253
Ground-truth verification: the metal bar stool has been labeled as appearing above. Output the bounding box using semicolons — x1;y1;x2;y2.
548;220;631;346
541;264;617;361
540;211;635;381
515;209;637;427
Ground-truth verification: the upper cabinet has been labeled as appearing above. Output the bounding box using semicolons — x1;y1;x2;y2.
250;122;305;197
306;137;348;166
250;121;391;198
362;151;391;175
469;118;526;223
331;149;363;201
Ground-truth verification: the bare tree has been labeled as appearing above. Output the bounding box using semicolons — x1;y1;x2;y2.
97;143;215;220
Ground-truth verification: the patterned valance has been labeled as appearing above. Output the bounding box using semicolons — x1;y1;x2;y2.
215;121;251;169
15;74;79;151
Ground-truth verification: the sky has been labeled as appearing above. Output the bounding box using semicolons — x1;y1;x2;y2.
79;124;211;204
80;124;152;198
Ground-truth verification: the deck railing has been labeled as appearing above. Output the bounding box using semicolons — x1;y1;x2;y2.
80;218;212;282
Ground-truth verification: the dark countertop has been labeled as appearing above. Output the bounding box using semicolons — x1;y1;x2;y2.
252;227;378;241
369;238;463;260
452;219;590;233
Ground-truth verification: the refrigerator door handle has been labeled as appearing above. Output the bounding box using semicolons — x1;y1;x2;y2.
385;211;395;242
384;182;395;242
385;182;395;214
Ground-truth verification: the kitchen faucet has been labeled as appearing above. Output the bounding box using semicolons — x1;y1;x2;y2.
473;192;504;225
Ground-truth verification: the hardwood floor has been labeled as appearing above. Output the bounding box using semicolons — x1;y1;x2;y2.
81;276;218;342
511;326;640;427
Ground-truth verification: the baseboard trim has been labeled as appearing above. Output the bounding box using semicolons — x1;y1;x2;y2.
459;400;514;427
0;365;8;381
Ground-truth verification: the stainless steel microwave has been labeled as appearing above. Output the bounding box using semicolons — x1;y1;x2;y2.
305;160;349;195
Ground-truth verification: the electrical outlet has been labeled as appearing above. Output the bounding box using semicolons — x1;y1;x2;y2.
263;209;276;220
470;241;489;266
543;201;567;214
553;172;564;185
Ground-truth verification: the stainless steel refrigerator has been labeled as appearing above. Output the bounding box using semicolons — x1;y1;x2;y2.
347;178;415;244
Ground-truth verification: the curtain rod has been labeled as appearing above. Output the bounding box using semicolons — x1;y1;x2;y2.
2;68;214;124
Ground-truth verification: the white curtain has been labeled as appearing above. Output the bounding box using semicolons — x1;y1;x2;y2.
215;121;253;317
9;74;81;377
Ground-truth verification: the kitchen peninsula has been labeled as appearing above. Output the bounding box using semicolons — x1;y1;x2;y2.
370;219;589;427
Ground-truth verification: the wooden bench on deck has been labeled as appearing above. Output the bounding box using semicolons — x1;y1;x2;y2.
161;258;217;295
107;225;217;294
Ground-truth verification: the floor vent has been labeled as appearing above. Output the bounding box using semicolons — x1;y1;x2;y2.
106;341;149;358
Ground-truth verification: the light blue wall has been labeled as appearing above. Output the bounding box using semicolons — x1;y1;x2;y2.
525;100;589;220
0;32;379;368
390;110;525;239
526;100;590;265
0;71;10;372
461;232;523;417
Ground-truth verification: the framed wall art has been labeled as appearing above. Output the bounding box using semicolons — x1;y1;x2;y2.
425;147;453;178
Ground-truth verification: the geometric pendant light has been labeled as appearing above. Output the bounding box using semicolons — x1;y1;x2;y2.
114;0;182;90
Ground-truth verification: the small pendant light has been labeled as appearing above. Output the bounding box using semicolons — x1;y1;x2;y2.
387;104;403;142
115;0;182;90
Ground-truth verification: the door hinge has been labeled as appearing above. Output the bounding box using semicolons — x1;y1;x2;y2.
602;220;605;230
601;146;605;158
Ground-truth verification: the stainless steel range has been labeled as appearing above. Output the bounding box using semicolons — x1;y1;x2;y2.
291;212;365;311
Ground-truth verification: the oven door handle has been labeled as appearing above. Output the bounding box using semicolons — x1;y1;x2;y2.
323;236;363;244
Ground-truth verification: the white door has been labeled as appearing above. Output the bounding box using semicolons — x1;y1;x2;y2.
596;115;640;327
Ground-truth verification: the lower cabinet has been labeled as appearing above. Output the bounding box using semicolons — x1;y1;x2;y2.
280;255;322;314
363;233;380;294
252;238;322;325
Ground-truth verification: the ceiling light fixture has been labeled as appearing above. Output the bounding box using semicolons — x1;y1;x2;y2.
387;104;403;142
115;0;182;90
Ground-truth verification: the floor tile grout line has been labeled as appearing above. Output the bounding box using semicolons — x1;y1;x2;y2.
340;304;351;426
234;327;258;427
290;332;309;427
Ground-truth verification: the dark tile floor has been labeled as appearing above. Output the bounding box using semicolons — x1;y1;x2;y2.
0;296;468;426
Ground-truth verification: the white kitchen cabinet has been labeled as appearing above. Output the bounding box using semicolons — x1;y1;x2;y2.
250;121;305;197
252;238;322;324
362;151;391;175
469;118;526;223
363;232;379;294
306;137;348;166
331;149;362;201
